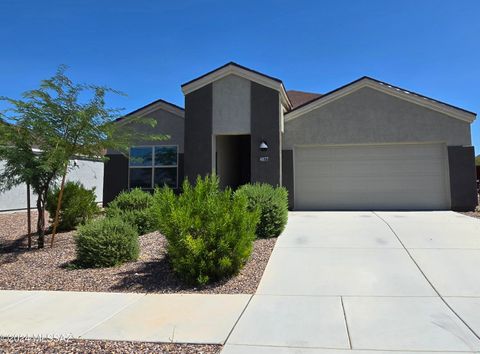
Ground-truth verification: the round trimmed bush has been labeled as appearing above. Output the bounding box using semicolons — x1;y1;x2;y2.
106;188;157;235
75;217;139;268
235;183;288;238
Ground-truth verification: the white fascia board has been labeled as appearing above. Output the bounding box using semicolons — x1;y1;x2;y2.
285;78;476;124
182;65;292;110
132;101;184;119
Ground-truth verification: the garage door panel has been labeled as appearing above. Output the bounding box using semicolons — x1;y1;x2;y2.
298;176;445;189
296;163;444;178
296;164;444;181
299;144;439;159
294;144;450;210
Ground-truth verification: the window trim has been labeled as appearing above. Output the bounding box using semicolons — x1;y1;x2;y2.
128;145;179;189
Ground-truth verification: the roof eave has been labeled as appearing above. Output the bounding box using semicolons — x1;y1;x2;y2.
285;77;476;124
115;99;184;125
181;62;292;110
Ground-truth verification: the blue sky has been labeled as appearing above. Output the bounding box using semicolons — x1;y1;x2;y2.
1;0;479;151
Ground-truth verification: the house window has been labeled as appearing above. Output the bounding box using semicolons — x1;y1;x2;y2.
129;146;178;189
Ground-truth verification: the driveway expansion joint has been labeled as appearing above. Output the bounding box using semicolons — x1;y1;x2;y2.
340;296;353;349
223;294;254;345
372;211;480;342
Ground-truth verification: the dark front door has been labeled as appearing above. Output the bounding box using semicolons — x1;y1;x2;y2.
216;135;251;189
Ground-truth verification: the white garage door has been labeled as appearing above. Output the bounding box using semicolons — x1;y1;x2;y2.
294;143;450;210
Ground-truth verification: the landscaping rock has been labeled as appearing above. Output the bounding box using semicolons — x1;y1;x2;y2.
0;339;221;354
0;211;276;294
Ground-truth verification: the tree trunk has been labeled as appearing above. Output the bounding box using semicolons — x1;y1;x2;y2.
27;183;32;250
36;195;45;249
50;164;68;248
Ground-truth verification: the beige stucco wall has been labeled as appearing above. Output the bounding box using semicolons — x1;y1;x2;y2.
284;86;472;149
109;106;185;154
213;74;251;134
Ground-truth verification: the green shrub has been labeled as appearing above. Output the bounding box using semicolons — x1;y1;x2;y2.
75;217;139;268
46;181;100;231
235;183;288;238
106;188;157;234
153;175;259;286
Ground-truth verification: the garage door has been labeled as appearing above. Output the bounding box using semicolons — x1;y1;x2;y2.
294;143;450;210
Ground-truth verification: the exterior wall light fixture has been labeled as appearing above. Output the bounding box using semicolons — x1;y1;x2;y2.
259;141;268;151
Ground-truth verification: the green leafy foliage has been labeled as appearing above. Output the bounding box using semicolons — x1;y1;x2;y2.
106;188;157;235
153;175;259;286
0;65;166;248
46;181;100;231
235;183;288;238
75;217;139;268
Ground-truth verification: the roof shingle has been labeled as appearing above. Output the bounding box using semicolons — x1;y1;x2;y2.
287;90;322;110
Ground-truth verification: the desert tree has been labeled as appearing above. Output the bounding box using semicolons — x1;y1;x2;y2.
0;121;63;248
0;65;166;248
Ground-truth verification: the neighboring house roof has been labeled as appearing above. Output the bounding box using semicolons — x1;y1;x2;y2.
181;62;292;110
287;90;323;110
115;98;184;124
285;76;476;123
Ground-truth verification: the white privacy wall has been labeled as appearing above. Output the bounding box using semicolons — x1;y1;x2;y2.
0;159;104;212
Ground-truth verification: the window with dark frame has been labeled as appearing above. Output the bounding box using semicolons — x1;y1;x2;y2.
129;146;178;189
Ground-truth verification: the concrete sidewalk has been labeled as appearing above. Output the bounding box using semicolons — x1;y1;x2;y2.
223;211;480;353
0;290;250;344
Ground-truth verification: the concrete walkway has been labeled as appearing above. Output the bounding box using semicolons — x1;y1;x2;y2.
223;211;480;353
0;290;250;344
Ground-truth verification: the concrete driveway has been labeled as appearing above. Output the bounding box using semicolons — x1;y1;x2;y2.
224;211;480;353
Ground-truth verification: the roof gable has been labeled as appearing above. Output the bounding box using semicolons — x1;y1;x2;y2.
181;62;292;109
285;77;476;123
116;99;184;124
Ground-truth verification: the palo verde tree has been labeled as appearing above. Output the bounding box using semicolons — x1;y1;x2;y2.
0;121;64;248
0;66;166;248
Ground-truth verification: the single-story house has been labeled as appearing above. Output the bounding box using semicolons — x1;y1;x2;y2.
104;62;477;211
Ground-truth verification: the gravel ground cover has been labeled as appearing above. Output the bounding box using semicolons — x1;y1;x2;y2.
0;338;221;354
0;211;276;294
459;202;480;219
460;211;480;219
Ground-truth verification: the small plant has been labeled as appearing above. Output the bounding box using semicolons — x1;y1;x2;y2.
75;217;139;268
153;175;259;286
235;183;288;238
106;188;157;235
46;181;99;231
